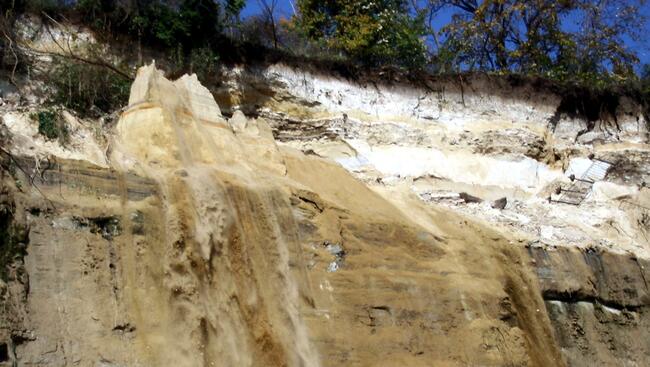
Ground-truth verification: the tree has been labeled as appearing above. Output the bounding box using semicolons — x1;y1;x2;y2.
134;0;222;49
75;0;224;50
423;1;576;72
294;0;427;68
223;0;246;37
258;0;279;49
225;0;246;22
642;64;650;93
571;0;643;81
420;0;645;82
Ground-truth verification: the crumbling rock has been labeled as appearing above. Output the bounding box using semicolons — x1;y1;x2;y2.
492;197;508;209
1;56;650;366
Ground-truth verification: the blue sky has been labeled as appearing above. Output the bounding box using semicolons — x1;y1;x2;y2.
241;0;295;20
241;0;650;67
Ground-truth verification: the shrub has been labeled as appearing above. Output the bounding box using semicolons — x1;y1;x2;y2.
294;0;427;69
122;0;222;51
48;56;130;116
189;46;219;81
32;109;68;143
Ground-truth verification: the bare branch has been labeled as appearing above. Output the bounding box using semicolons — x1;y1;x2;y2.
2;31;18;85
0;147;56;210
39;12;133;80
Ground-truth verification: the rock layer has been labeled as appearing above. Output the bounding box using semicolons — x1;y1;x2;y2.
1;61;649;366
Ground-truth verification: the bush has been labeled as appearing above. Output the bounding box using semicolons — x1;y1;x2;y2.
32;109;68;143
189;46;219;81
48;57;130;116
294;0;427;69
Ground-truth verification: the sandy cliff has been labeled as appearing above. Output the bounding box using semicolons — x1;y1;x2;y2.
0;57;649;367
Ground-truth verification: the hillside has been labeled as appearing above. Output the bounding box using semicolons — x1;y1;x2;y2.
1;16;650;367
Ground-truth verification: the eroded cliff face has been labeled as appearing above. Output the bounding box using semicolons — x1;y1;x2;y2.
1;57;649;367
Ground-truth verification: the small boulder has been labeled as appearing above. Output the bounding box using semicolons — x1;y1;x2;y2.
492;197;507;210
459;192;483;204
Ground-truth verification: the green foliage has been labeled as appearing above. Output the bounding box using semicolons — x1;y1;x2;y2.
433;0;643;84
225;0;246;21
5;0;646;97
139;1;219;48
79;0;222;51
74;0;225;81
189;46;220;81
295;0;427;68
32;109;67;142
48;57;130;116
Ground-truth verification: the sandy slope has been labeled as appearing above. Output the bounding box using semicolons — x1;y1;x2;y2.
1;63;649;366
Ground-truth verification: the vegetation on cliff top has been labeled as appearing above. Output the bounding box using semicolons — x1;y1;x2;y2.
0;0;648;118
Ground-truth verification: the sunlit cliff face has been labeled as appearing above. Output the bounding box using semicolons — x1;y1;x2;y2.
1;56;650;367
102;63;561;367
